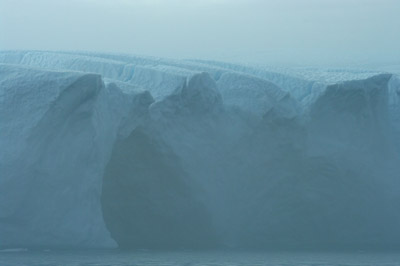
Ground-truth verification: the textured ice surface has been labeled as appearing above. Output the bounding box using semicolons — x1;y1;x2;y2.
0;51;399;249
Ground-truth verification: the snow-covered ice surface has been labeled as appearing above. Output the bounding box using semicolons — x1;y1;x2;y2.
0;50;399;249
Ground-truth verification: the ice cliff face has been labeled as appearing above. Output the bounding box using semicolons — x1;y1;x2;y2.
0;51;399;249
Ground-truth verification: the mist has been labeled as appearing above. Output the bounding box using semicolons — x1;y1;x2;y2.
1;1;400;264
1;0;400;66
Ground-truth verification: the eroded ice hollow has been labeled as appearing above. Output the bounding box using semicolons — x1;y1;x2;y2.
1;51;400;249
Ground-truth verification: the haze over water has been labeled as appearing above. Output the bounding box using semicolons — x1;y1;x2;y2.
1;1;400;265
1;0;400;66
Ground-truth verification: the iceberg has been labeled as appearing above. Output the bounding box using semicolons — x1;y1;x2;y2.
0;51;399;249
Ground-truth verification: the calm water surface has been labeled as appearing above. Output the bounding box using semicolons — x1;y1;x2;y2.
1;250;400;266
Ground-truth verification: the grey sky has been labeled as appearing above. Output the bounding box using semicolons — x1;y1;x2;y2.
1;0;399;66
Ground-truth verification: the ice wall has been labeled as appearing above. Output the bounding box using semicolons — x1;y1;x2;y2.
0;51;399;249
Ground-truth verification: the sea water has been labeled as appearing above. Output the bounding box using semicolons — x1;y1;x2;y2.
1;250;400;266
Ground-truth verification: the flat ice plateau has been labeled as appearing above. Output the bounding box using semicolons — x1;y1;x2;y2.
0;51;400;250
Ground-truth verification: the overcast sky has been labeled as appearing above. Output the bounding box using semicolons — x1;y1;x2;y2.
0;0;399;66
